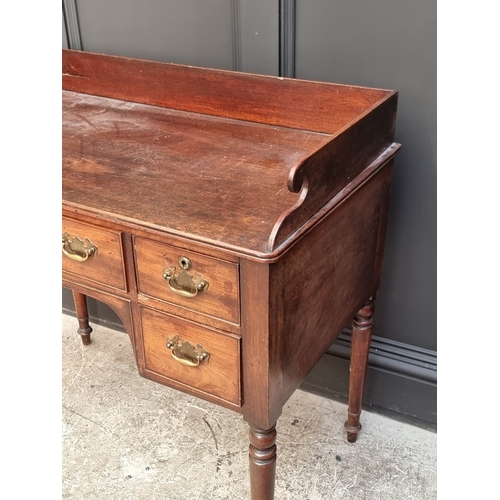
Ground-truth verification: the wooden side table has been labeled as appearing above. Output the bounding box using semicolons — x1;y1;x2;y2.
62;49;400;499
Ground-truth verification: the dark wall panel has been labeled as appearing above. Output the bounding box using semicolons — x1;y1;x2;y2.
239;0;279;75
76;0;236;70
62;13;68;49
74;0;278;74
295;0;437;351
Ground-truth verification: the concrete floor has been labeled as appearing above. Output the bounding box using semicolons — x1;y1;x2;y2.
62;314;437;500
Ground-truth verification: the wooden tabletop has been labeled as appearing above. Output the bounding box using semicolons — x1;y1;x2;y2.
62;50;398;258
63;90;330;254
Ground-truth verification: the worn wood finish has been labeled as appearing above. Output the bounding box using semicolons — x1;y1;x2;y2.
71;291;92;345
269;99;397;250
248;424;277;500
134;236;240;324
62;49;393;135
62;50;400;499
62;217;127;291
274;160;394;406
63;50;397;258
136;293;240;336
140;306;241;406
240;259;283;430
345;298;375;443
62;90;328;256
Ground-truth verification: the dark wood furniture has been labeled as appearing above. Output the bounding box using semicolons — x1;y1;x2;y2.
62;49;400;500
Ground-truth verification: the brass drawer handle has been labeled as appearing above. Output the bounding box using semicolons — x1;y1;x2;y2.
162;256;209;298
62;233;98;262
166;336;210;367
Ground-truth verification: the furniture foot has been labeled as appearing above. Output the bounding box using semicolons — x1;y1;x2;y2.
72;291;92;345
345;297;374;443
248;424;277;500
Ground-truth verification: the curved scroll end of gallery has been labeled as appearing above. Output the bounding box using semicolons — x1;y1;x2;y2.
266;174;309;253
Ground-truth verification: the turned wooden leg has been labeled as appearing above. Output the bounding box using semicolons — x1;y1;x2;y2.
248;424;277;500
345;297;374;443
72;291;92;345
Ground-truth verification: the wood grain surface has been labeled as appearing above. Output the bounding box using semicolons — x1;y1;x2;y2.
141;306;241;405
134;236;240;324
62;90;328;254
63;49;392;134
62;217;127;291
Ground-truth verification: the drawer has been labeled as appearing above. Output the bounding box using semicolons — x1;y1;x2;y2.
62;218;127;291
141;307;240;405
134;237;239;324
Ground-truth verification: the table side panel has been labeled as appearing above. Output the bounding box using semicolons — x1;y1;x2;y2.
271;161;394;406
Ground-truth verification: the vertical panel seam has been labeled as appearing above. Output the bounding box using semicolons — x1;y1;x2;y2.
62;0;83;51
231;0;242;71
279;0;296;77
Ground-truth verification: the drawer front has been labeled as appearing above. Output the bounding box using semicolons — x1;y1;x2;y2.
62;218;127;291
134;237;239;324
141;307;240;405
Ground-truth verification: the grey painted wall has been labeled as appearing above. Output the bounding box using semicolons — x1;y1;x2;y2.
62;0;436;426
73;0;278;74
77;0;235;69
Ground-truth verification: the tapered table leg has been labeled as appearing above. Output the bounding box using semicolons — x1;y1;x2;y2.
345;297;374;443
72;291;92;345
248;424;277;500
